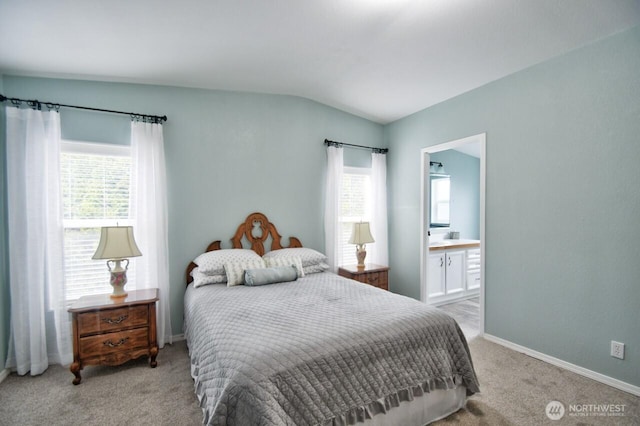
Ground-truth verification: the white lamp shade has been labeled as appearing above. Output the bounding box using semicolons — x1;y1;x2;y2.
348;222;375;245
92;226;142;260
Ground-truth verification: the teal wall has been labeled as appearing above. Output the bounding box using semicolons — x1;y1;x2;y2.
430;150;480;239
386;26;640;387
1;76;384;337
0;74;8;370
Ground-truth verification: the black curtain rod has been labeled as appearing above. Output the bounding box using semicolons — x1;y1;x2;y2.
0;93;167;123
324;139;388;154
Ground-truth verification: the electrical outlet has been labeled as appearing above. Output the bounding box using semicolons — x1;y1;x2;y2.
611;341;625;360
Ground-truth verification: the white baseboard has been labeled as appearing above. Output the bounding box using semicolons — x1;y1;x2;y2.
483;334;640;397
171;333;185;342
0;368;9;384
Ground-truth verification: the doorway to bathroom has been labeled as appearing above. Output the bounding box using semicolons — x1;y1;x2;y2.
420;133;486;338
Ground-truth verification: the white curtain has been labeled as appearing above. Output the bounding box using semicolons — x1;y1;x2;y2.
130;121;172;347
5;106;72;374
324;145;343;272
370;152;389;265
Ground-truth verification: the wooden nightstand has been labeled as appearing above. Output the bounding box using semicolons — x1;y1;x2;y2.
68;288;159;385
338;264;389;291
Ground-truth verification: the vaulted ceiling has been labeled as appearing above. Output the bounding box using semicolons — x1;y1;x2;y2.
1;0;639;123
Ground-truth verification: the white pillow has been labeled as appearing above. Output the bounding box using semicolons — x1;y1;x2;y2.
263;256;305;278
263;248;327;267
191;267;226;288
194;249;262;275
224;259;266;287
303;262;330;275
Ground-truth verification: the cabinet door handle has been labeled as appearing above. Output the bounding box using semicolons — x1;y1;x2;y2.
103;337;129;348
448;257;452;266
102;315;128;325
440;257;443;267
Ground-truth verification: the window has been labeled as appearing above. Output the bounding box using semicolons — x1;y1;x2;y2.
430;175;450;227
61;141;135;301
339;167;372;266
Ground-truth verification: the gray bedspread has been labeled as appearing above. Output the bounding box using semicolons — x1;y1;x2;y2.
184;272;479;426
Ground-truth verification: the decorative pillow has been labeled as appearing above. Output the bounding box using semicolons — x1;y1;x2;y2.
245;266;298;286
194;249;262;275
191;267;227;288
224;259;266;287
263;256;305;278
303;262;330;275
263;248;328;267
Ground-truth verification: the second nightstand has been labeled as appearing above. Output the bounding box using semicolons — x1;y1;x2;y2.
338;264;389;291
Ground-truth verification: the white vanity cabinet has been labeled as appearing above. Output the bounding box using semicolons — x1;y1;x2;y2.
427;250;465;299
427;253;446;297
427;240;480;304
466;248;481;290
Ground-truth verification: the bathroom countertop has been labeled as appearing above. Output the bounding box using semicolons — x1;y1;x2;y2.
428;239;480;251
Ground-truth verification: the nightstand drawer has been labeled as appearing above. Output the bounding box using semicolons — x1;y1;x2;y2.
79;328;149;358
362;272;388;290
77;305;148;335
363;273;381;286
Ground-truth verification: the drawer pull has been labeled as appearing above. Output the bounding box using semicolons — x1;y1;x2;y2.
103;337;129;348
103;315;128;325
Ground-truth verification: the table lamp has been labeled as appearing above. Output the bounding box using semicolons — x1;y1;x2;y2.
349;222;375;270
92;226;142;299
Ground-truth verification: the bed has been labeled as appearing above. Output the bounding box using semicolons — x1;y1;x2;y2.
184;212;479;425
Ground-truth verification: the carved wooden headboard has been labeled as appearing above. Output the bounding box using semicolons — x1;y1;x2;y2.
185;212;302;285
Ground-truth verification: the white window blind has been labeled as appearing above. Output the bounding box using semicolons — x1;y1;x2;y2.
339;167;372;266
61;141;135;301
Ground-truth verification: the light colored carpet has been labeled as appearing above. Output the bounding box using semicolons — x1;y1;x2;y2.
0;337;637;425
434;338;638;425
0;342;202;425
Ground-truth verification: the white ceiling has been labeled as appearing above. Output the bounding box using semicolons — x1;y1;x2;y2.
1;0;639;124
454;143;480;159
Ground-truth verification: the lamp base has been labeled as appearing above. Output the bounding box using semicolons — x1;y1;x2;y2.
356;246;367;270
110;270;128;299
110;293;127;300
107;259;129;300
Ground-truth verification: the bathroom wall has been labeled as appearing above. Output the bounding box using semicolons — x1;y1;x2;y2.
430;150;480;239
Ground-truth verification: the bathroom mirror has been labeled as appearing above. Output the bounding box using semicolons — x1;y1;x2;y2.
430;174;450;228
